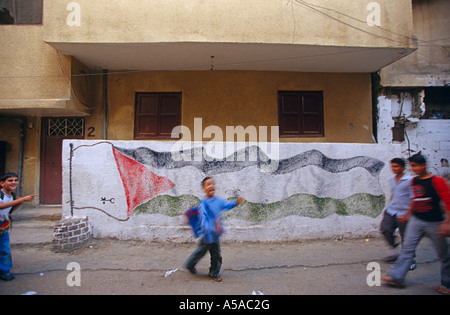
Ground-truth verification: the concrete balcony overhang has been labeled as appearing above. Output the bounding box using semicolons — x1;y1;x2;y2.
0;99;90;117
47;41;416;73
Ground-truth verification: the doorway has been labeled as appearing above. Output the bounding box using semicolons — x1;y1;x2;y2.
0;141;7;177
40;117;85;205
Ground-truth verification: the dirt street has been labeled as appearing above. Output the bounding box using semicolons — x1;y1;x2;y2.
0;207;445;295
0;237;444;295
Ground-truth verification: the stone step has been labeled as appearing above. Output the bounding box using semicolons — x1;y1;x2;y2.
8;206;63;246
11;206;62;222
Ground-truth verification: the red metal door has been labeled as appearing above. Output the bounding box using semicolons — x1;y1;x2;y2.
40;118;84;205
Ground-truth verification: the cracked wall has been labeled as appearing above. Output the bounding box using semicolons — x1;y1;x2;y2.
377;90;450;180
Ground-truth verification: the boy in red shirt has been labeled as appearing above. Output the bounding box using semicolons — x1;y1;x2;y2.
382;154;450;294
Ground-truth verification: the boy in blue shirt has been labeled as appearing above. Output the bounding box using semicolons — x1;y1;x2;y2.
380;158;413;262
185;177;244;282
0;173;36;281
382;154;450;294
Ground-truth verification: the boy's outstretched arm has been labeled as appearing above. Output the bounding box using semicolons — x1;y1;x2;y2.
221;197;245;211
0;195;37;210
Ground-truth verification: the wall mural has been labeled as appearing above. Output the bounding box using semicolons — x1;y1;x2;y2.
65;141;390;226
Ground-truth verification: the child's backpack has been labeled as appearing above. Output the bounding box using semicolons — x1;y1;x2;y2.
0;220;10;236
0;190;15;202
0;190;15;236
184;204;201;238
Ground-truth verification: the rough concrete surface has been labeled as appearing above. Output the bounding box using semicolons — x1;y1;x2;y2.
0;207;447;296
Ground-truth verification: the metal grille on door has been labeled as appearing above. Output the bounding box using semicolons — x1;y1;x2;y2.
47;118;84;137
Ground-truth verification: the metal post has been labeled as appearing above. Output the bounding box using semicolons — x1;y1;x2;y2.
69;143;74;217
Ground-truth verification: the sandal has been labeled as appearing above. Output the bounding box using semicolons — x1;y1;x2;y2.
436;286;450;295
210;274;222;282
381;276;405;288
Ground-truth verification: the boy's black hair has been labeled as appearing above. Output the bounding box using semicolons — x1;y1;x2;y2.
201;177;213;187
0;172;19;182
390;158;406;167
408;153;427;165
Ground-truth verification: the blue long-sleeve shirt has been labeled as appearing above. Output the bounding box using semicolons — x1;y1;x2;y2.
199;197;238;244
386;174;413;217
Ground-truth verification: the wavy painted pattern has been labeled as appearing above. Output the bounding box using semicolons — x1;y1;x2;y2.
134;193;385;221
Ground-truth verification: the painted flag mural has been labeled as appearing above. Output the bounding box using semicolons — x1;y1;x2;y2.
63;140;400;241
112;147;175;218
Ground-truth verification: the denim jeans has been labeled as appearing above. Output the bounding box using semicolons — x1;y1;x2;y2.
185;241;222;277
380;211;407;248
0;230;13;273
388;216;450;287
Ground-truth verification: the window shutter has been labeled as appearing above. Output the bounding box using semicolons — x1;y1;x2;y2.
279;91;324;137
135;92;181;140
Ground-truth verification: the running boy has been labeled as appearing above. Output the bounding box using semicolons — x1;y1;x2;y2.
382;154;450;294
0;172;36;281
185;177;244;282
380;158;412;262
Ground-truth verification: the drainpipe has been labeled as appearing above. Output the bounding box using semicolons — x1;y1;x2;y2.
102;69;108;140
371;72;381;144
16;119;25;197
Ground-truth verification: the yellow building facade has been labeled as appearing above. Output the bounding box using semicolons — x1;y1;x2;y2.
0;0;416;204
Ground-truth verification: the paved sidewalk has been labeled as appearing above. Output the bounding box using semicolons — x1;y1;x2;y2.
0;207;446;295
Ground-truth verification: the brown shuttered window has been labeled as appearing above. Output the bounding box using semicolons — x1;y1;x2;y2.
134;92;181;140
278;91;324;137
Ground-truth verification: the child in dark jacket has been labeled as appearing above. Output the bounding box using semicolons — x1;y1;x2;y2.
185;177;244;282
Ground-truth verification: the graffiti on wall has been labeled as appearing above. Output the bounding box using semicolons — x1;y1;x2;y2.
66;141;387;223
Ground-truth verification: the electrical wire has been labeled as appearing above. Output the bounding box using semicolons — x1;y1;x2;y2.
293;0;449;52
293;0;410;47
0;46;389;80
0;1;447;80
291;0;448;67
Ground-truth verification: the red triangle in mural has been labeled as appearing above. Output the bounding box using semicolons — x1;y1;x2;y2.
112;147;175;217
